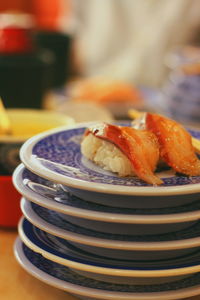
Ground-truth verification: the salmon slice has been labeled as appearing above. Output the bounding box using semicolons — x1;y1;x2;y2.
146;113;200;176
86;123;162;185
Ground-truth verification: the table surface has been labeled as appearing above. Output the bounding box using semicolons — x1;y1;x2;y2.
0;228;77;300
1;228;200;300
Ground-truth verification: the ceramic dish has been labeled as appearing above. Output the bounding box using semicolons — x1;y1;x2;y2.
17;221;190;286
20;201;200;261
19;122;200;209
14;239;200;300
18;218;200;280
13;165;199;235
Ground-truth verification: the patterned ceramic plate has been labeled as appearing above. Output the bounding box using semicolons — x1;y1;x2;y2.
20;122;200;195
14;238;200;300
20;122;200;209
21;198;200;251
19;215;200;274
13;164;200;225
20;198;200;260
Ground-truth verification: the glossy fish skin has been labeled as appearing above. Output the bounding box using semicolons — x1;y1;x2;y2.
146;113;200;176
87;123;162;185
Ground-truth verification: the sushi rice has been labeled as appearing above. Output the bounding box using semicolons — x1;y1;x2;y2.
81;133;135;176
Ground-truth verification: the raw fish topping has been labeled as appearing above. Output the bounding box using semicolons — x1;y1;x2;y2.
82;114;200;185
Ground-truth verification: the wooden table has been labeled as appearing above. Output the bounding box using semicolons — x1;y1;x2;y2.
1;228;200;300
0;228;77;300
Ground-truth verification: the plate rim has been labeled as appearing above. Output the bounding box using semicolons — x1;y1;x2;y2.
14;238;200;300
19;122;200;196
20;200;200;251
17;219;200;278
13;164;200;224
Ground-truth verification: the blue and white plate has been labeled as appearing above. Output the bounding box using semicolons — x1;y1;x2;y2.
14;238;200;300
18;218;200;278
19;203;200;264
20;122;200;209
13;164;199;235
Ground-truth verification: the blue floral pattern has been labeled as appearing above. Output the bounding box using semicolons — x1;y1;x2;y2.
31;124;200;187
31;202;200;242
22;169;200;215
21;242;200;293
22;168;200;215
21;217;200;271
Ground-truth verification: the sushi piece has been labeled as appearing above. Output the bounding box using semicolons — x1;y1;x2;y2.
129;109;200;154
81;123;162;185
145;113;200;176
68;78;144;119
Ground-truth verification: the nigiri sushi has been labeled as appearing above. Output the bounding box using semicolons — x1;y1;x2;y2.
81;123;162;185
145;113;200;176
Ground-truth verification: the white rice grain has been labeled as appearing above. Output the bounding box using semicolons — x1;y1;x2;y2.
81;133;135;176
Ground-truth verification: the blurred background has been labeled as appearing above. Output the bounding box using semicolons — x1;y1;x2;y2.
0;0;200;126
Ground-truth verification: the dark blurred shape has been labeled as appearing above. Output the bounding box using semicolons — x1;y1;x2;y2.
35;30;72;88
0;13;54;109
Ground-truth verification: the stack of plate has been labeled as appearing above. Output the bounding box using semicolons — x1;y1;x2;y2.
13;122;200;300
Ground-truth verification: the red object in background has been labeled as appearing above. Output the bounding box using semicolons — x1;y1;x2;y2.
0;26;33;53
0;0;71;31
32;0;62;31
0;0;31;13
0;176;21;227
0;12;54;109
